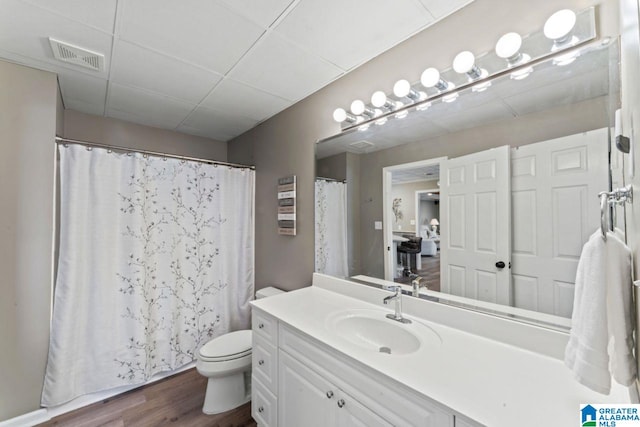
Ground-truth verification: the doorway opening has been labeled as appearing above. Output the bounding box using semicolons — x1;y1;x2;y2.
382;157;444;291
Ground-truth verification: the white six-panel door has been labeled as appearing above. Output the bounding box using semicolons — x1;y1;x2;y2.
440;145;511;305
510;128;608;317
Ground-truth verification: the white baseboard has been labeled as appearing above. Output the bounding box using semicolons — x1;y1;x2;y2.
0;409;49;427
1;362;196;427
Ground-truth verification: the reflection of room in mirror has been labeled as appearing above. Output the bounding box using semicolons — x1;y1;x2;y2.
314;40;620;329
389;164;442;290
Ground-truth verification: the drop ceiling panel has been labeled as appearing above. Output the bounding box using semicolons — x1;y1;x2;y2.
111;40;222;104
118;0;265;74
181;106;259;141
230;32;342;102
218;0;295;28
437;100;514;132
107;83;196;129
0;0;113;78
19;0;118;33
274;0;433;71
57;69;107;114
417;0;473;20
502;70;608;117
201;78;292;121
64;98;105;116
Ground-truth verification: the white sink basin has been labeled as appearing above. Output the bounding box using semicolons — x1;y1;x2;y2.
325;309;441;356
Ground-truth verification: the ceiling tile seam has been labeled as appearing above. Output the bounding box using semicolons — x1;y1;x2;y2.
171;0;320;132
16;0;117;36
112;37;227;77
0;47;101;80
499;97;521;117
104;0;124;117
212;0;296;31
108;81;199;109
173;22;283;131
410;0;436;21
172;86;263;134
55;75;67;110
107;106;175;129
266;0;302;29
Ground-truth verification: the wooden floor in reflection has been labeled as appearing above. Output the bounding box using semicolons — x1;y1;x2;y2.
394;252;440;292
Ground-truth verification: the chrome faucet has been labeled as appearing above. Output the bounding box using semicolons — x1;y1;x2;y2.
410;274;427;297
382;285;411;324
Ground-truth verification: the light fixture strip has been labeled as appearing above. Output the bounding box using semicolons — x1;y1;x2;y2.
335;6;596;132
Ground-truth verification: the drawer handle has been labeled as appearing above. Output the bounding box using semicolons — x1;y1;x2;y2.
258;359;264;366
258;323;264;329
337;399;345;408
326;391;334;399
258;406;264;413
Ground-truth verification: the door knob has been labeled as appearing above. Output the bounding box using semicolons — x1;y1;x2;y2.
495;261;506;269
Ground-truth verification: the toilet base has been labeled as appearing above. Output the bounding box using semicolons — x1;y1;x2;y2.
202;371;251;415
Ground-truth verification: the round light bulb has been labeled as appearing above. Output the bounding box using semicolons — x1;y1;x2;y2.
544;9;576;41
333;108;347;123
420;68;440;88
350;99;365;115
371;91;387;108
495;32;522;59
453;51;476;74
393;79;412;98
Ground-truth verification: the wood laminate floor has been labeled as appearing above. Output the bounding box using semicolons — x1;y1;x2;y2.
394;252;441;292
38;369;256;427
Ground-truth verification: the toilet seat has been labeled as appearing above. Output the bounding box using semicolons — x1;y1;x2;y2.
198;330;252;362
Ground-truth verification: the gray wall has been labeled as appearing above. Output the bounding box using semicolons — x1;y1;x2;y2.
317;152;347;181
228;0;619;290
0;60;228;421
359;96;610;277
391;180;439;233
0;60;57;420
64;110;227;160
419;200;440;235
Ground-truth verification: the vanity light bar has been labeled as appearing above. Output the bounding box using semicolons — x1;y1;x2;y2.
332;7;595;128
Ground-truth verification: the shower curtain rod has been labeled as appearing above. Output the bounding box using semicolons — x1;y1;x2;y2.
55;136;255;170
316;176;346;183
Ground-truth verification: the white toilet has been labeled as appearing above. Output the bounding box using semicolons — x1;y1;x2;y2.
196;286;284;415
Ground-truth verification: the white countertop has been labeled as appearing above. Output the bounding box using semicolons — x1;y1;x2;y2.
251;284;630;427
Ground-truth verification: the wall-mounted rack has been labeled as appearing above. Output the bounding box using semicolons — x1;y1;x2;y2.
599;185;633;240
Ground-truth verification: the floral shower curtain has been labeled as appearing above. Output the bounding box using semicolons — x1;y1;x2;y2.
315;180;348;278
42;145;254;406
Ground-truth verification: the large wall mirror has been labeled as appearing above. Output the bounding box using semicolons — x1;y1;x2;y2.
315;35;623;330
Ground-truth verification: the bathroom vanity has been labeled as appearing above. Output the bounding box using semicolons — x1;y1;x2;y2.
250;274;629;427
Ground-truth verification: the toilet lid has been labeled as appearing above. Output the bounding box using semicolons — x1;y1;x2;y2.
199;329;252;361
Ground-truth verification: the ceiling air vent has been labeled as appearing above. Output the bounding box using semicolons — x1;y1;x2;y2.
49;38;104;72
349;140;375;150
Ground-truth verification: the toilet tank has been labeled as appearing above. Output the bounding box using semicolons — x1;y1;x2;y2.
255;286;284;299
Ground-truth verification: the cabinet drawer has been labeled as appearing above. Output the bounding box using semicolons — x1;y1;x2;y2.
253;309;278;344
253;334;278;394
252;378;277;427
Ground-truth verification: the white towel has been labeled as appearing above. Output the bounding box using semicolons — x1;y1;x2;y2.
565;229;636;394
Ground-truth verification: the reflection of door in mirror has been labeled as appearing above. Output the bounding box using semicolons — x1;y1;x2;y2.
390;129;607;318
441;145;511;306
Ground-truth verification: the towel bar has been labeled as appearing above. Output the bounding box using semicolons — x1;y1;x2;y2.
598;185;633;241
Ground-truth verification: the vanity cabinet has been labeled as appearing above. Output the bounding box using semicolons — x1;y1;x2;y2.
279;351;391;427
252;307;464;427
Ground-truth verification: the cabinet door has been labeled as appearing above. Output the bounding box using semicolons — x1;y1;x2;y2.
278;351;335;427
335;391;393;427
